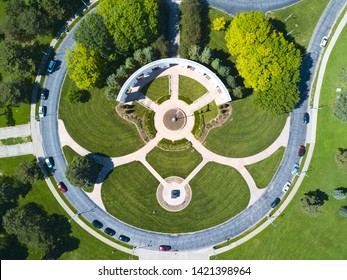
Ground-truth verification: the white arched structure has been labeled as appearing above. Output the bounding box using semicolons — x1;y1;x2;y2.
116;58;231;105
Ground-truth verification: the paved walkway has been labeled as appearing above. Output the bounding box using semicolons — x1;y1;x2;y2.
0;124;31;139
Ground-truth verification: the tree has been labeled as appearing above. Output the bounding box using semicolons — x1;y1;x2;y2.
217;65;231;78
98;0;159;52
74;13;115;59
0;176;19;220
66;43;103;90
65;155;101;189
115;65;128;79
133;47;155;65
211;58;222;70
124;57;136;70
200;47;213;65
14;160;42;185
233;86;244;99
212;17;227;31
0;234;28;260
339;206;347;218
226;76;237;89
0;79;22;106
151;35;169;58
225;11;302;114
300;189;329;216
336;148;347;172
333;93;347;122
188;45;201;61
332;189;346;200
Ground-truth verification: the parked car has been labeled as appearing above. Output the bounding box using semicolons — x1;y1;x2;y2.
118;235;130;243
271;197;281;208
320;36;328;47
158;245;171;251
57;182;68;193
104;227;116;236
298;145;306;157
303;112;310;124
45;157;53;169
291;163;300;175
282;182;291;193
38;106;46;118
47;59;56;74
92;219;103;229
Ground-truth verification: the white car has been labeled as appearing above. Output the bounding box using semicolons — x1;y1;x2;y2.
282;182;291;193
291;163;300;175
45;157;53;169
320;36;328;47
38;106;46;118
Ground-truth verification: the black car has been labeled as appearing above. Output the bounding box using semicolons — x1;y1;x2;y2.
271;197;281;208
92;219;103;229
40;89;48;100
118;235;130;243
303;113;310;124
104;227;116;236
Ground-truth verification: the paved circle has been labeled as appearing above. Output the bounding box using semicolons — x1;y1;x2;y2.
156;176;192;212
163;108;186;131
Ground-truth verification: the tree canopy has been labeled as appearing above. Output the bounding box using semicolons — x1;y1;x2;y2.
225;11;302;114
98;0;159;53
14;160;42;185
66;43;103;90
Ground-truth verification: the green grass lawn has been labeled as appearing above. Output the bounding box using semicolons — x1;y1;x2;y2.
178;75;208;103
218;23;347;260
271;0;330;48
204;97;287;157
245;147;285;189
140;76;169;102
102;161;250;233
0;136;32;146
146;146;203;178
59;76;144;157
0;155;130;260
198;101;219;123
0;103;31;128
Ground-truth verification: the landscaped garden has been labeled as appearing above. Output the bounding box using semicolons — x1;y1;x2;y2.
140;76;170;103
101;161;250;233
218;19;347;260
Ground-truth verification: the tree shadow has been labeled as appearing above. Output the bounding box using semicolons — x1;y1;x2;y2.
304;189;329;206
295;52;314;109
200;3;210;47
0;234;29;260
336;187;347;194
86;153;114;184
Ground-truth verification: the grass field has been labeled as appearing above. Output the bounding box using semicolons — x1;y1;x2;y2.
198;101;219;123
0;156;130;259
59;76;144;157
204;97;287;157
0;103;31;128
146;146;203;179
140;76;169;102
218;23;347;260
246;147;285;189
271;0;330;48
179;75;208;102
102;161;250;233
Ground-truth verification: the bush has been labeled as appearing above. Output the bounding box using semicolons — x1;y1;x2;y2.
332;189;346;200
192;111;205;139
212;17;227;31
339;206;347;217
143;111;157;139
157;139;192;151
333;93;347;122
336;148;347;172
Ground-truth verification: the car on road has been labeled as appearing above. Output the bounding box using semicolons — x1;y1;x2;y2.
118;235;130;243
47;59;56;74
38;106;46;118
40;89;48;100
158;245;171;251
298;145;306;157
45;157;53;169
291;163;300;175
92;219;103;229
282;181;291;193
104;227;116;236
57;181;67;193
320;36;328;47
303;112;310;124
271;197;281;208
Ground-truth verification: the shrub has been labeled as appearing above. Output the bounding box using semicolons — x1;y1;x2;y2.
339;206;347;217
336;148;347;172
143;110;157;139
212;17;227;31
332;189;346;200
157;139;192;151
333;93;347;122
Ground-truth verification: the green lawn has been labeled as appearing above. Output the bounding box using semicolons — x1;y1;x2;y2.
0;156;130;260
62;145;80;163
102;161;250;233
198;101;219;123
0;103;31;128
0;136;32;146
245;147;285;189
59;76;144;157
140;76;169;102
179;75;208;103
204;97;287;157
146;146;203;179
218;22;347;260
271;0;330;48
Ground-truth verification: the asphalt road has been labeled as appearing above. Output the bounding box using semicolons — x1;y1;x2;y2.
40;0;346;251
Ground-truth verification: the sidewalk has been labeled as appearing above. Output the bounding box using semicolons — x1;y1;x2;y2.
0;124;31;139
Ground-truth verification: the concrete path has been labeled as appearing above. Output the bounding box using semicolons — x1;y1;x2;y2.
0;143;34;158
169;74;179;100
0;124;31;139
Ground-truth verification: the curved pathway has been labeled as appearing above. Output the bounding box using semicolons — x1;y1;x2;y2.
30;0;347;259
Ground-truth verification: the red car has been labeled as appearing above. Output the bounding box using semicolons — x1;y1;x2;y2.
57;182;68;193
298;145;306;157
158;245;171;251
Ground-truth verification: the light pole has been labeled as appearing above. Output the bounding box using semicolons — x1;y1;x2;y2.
267;214;277;227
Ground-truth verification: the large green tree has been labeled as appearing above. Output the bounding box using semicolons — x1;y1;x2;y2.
66;43;103;90
0;79;22;106
74;13;115;59
65;155;101;189
225;11;302;114
98;0;159;52
14;160;42;185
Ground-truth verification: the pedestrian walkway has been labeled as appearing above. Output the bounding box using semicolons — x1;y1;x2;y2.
0;124;31;139
0;142;34;158
169;74;179;100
